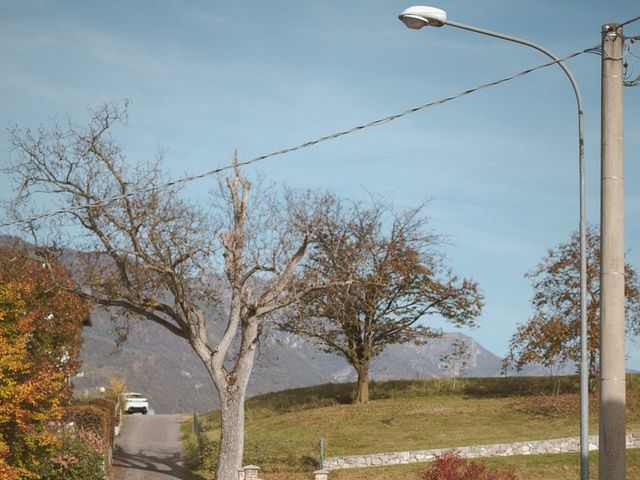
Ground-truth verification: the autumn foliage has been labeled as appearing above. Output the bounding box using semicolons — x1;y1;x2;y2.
421;451;518;480
0;247;88;478
504;228;640;387
280;197;483;403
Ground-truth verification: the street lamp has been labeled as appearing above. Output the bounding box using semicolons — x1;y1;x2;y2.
399;6;589;480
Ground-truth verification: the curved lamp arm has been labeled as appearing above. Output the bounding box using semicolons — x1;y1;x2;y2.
399;8;588;480
444;21;588;480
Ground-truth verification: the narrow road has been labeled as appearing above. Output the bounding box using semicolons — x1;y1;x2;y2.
111;414;192;480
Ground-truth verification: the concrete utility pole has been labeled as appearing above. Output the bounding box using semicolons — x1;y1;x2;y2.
599;22;626;480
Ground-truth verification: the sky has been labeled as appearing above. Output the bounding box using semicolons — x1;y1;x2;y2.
1;0;639;368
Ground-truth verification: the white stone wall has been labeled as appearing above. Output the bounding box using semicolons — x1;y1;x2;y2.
324;432;640;470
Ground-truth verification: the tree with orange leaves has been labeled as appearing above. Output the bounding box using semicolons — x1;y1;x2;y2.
0;247;89;478
504;228;640;389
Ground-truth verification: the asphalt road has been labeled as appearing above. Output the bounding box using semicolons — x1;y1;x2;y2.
111;414;192;480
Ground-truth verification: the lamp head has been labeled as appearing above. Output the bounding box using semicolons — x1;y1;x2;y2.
398;6;447;29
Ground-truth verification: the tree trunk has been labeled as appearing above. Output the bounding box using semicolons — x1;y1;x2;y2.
209;316;259;480
355;363;370;404
216;388;246;480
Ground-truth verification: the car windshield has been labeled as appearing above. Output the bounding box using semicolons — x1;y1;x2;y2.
127;394;145;399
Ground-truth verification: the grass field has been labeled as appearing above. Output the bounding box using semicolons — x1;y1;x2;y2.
324;450;640;480
181;375;640;479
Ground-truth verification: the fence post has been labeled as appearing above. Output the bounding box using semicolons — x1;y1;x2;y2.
244;465;260;480
114;396;122;437
314;469;329;480
193;412;201;439
319;437;324;470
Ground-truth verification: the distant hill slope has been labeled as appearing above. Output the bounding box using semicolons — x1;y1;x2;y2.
75;310;505;413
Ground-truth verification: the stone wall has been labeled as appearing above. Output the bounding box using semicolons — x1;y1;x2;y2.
324;432;640;470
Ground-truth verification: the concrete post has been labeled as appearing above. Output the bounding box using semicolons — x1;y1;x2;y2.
243;465;260;480
314;469;329;480
237;469;245;480
599;22;626;480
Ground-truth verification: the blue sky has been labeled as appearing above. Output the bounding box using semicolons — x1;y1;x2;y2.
1;0;639;368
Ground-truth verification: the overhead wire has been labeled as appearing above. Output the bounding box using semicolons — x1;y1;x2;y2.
617;13;640;85
623;35;640;86
621;15;640;27
0;42;606;229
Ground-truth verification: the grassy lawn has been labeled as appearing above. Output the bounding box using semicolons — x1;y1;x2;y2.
258;449;640;480
183;375;640;479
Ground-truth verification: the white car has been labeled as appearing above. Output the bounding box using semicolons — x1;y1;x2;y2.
122;392;149;415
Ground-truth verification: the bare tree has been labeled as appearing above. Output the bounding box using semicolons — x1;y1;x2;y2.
439;338;471;391
4;102;328;480
279;196;484;403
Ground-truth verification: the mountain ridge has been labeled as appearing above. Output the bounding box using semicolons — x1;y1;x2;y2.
75;309;507;413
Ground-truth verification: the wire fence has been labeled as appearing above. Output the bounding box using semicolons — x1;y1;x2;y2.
193;412;203;440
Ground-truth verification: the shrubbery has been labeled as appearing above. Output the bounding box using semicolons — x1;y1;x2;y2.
35;434;106;480
197;435;219;473
420;451;517;480
0;248;89;477
181;421;219;480
33;398;119;480
64;400;117;451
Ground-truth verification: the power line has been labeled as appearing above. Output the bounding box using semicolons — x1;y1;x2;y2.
624;35;640;86
2;44;599;229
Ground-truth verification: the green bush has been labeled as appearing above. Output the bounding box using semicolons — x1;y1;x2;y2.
36;434;106;480
180;421;200;470
197;435;219;473
181;416;218;478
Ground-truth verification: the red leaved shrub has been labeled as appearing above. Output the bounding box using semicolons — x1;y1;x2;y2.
421;451;518;480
